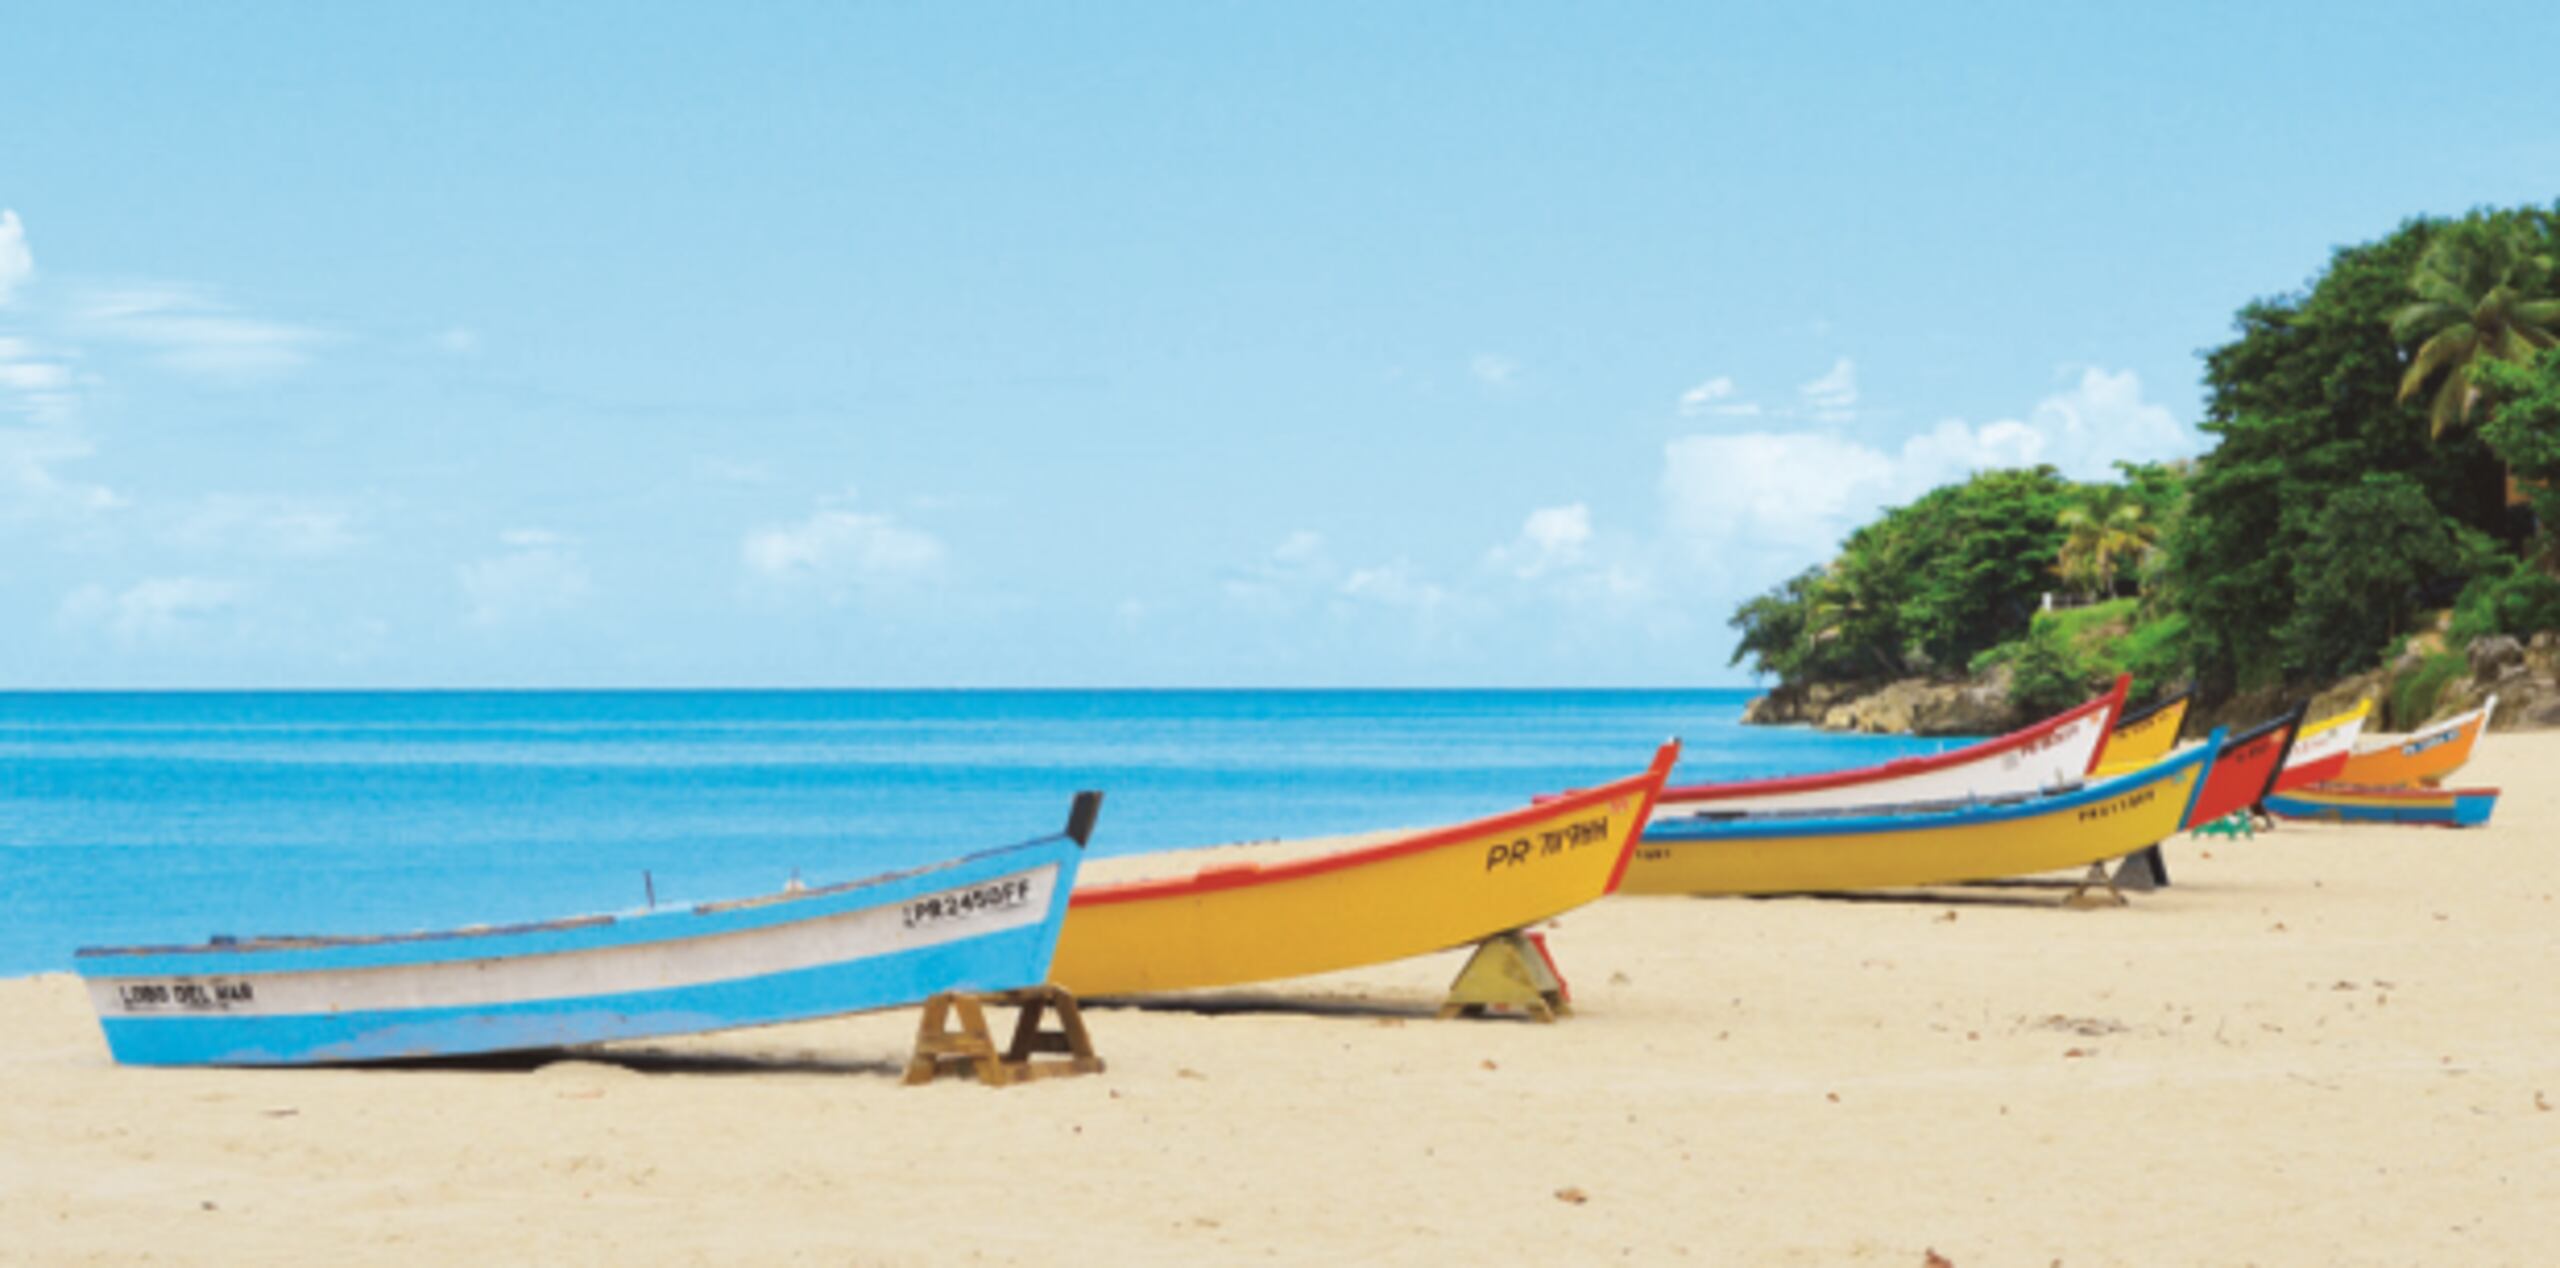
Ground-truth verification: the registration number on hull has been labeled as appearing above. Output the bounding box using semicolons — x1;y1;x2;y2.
113;979;257;1012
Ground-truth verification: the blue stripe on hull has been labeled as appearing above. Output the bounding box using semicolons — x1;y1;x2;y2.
1643;737;2219;841
2264;792;2498;828
95;919;1063;1066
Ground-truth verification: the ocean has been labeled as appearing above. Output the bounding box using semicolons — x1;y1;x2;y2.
0;689;1952;976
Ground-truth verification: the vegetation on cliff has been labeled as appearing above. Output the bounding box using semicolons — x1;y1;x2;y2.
1732;203;2560;728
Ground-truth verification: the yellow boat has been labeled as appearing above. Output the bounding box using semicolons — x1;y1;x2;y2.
1621;732;2218;896
1049;742;1679;996
2092;685;2192;776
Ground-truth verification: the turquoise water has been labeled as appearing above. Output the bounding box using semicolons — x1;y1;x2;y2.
0;690;1951;976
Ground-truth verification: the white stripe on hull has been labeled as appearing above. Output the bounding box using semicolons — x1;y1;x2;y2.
1670;708;2109;816
2285;714;2366;770
86;863;1057;1020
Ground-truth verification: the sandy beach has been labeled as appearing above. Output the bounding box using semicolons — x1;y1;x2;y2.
4;733;2555;1266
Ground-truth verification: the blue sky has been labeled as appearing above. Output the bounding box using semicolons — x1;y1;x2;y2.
3;4;2555;687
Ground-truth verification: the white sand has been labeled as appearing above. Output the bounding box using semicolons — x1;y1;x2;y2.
3;733;2555;1265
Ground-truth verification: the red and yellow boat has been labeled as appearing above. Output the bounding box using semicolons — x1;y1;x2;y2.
2335;696;2495;788
1049;742;1679;996
2269;698;2370;795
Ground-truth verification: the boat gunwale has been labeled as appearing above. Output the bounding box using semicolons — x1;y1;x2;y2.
2109;683;2195;733
2357;695;2495;757
1070;740;1679;909
72;831;1081;970
1655;675;2128;804
2293;697;2373;743
1642;732;2218;843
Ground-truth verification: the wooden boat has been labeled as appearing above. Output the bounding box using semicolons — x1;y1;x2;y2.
2092;685;2192;775
2180;704;2302;829
2265;783;2500;828
2268;698;2370;795
74;795;1103;1067
1645;676;2128;816
2334;696;2496;788
1620;732;2219;896
1048;743;1678;997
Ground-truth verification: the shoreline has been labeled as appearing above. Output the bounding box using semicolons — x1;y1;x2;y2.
6;733;2554;1262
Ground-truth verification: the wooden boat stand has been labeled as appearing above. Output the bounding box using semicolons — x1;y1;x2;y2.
1438;929;1572;1023
2062;862;2130;909
902;985;1104;1088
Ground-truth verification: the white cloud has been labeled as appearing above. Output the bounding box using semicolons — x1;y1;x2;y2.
1994;365;2192;479
0;210;30;306
1798;357;1858;422
1222;530;1334;613
1660;364;2192;593
1469;353;1518;389
59;577;242;645
459;529;594;626
1487;504;1593;579
742;498;945;598
166;494;361;557
1338;562;1447;614
1663;431;1899;564
76;285;324;379
1677;375;1761;417
433;326;480;355
0;426;121;520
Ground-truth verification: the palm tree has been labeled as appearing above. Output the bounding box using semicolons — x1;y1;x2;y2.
2055;491;2160;600
2392;218;2560;438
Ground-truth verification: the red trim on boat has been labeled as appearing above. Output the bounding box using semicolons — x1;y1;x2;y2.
1655;674;2130;805
1602;740;1682;895
2269;749;2351;794
1070;741;1681;909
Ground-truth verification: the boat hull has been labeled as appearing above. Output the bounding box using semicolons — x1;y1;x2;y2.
76;832;1086;1067
1050;744;1677;996
1652;677;2128;816
2265;784;2500;827
2268;699;2369;795
2334;698;2495;788
1623;736;2216;896
2181;707;2300;829
2093;689;2191;776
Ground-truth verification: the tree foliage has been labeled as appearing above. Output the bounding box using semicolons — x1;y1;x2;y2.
1728;468;2083;685
1732;203;2560;710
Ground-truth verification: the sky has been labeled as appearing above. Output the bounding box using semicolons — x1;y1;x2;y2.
3;3;2556;688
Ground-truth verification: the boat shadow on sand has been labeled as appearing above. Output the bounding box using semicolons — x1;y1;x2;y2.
346;1047;908;1079
1083;992;1442;1021
1719;878;2150;911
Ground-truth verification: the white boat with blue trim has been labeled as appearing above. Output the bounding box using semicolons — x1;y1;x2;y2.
74;794;1101;1067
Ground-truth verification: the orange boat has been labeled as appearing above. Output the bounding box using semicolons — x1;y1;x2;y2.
2334;697;2495;788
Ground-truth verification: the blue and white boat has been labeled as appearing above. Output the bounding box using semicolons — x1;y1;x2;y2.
74;794;1101;1067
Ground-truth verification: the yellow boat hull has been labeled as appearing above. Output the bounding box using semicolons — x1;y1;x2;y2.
2092;691;2191;776
1622;737;2214;896
1050;743;1678;996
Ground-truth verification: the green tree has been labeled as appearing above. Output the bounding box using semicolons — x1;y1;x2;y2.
2392;215;2560;438
2054;487;2161;599
2476;346;2560;568
2278;473;2465;678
